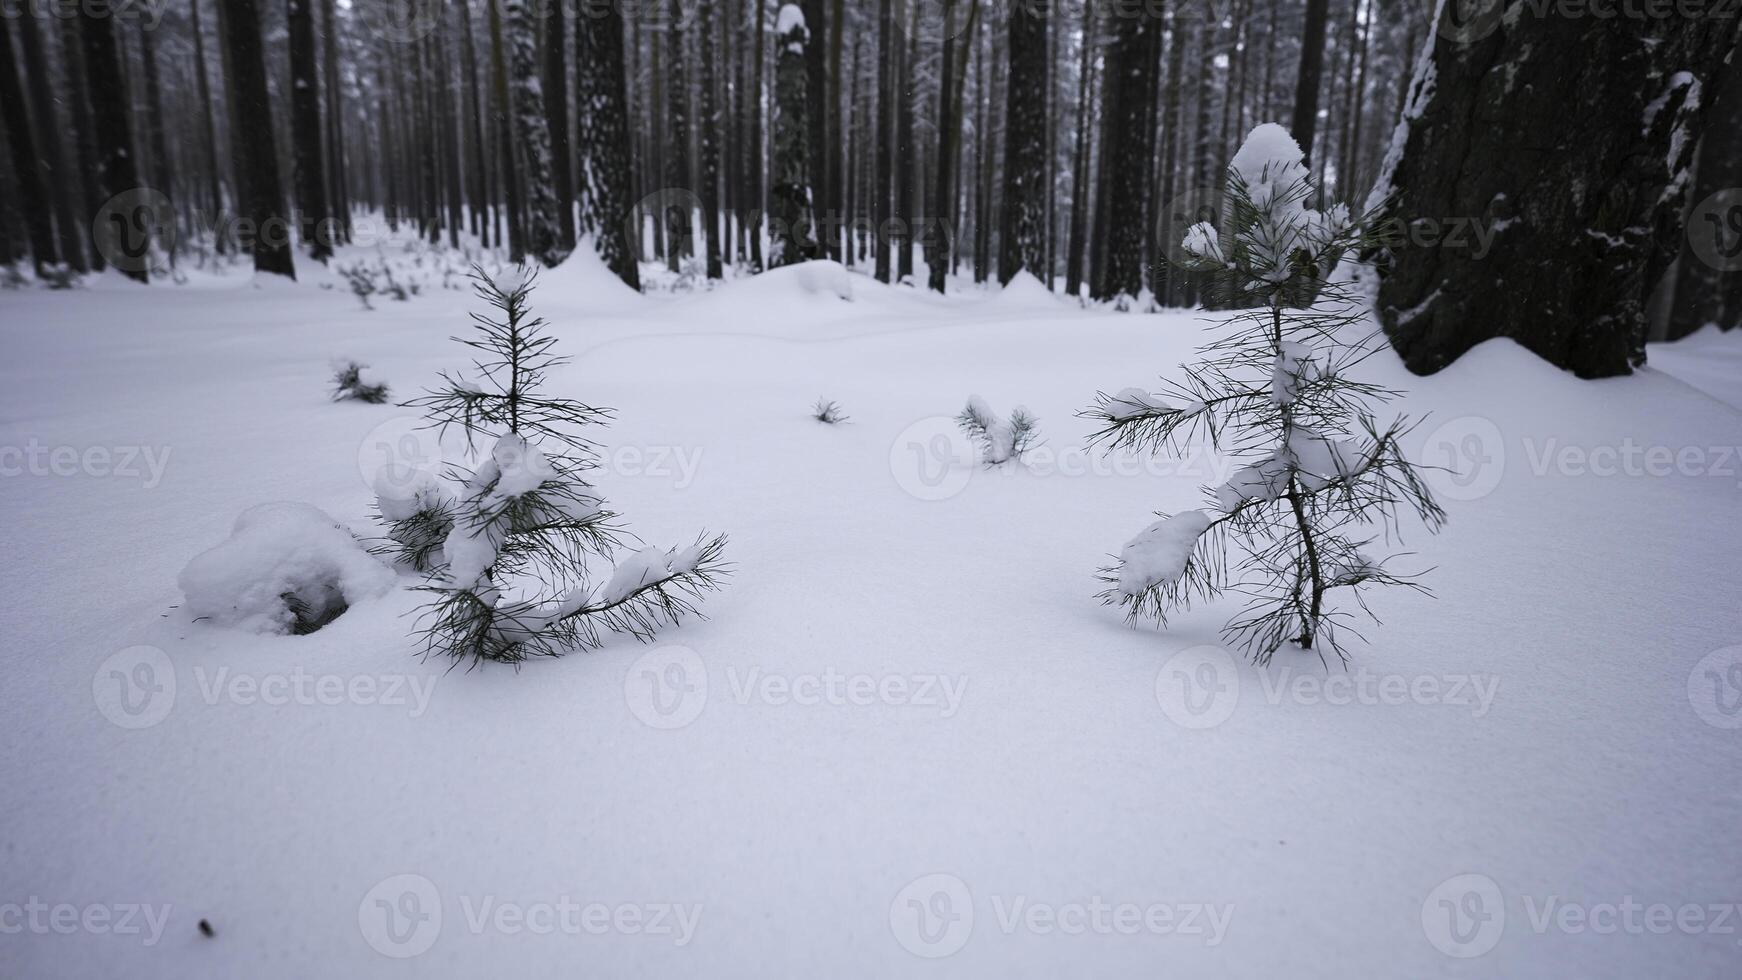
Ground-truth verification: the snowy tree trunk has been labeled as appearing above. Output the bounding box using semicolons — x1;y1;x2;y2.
575;0;643;289
1371;7;1739;378
663;0;691;273
1666;51;1742;340
505;0;566;267
770;5;818;267
288;0;332;262
217;0;294;280
545;0;578;253
698;0;725;279
997;0;1048;284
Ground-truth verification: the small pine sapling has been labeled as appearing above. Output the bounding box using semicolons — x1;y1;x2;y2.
1083;123;1444;664
958;396;1040;466
811;398;849;424
380;266;729;666
331;360;390;403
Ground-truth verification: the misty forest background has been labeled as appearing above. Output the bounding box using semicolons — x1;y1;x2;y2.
0;0;1737;380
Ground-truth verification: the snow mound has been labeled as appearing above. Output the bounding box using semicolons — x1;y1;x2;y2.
725;260;855;305
1117;510;1214;596
536;236;642;304
178;503;396;635
988;269;1061;309
1230;122;1309;187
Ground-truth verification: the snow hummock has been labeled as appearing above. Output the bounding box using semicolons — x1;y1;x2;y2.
989;269;1059;308
177;502;396;634
1117;510;1214;596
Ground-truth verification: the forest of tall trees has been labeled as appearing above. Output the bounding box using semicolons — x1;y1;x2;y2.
0;0;1736;374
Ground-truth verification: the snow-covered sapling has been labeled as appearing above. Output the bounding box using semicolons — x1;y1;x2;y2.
382;266;729;666
1083;123;1444;663
331;360;390;403
958;396;1040;466
811;398;849;424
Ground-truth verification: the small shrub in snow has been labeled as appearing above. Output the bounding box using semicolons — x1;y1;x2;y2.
958;396;1040;466
1083;123;1444;664
179;502;396;635
331;360;390;403
811;398;849;424
381;265;729;666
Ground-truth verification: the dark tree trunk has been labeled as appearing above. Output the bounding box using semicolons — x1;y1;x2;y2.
997;0;1047;284
748;0;766;272
801;0;830;261
321;0;351;243
287;0;332;261
60;18;107;271
546;0;577;252
0;13;58;276
461;0;490;246
1372;8;1740;378
1062;0;1095;299
1290;0;1330;166
770;5;818;266
15;14;84;272
873;0;893;282
575;0;643;288
664;0;691;272
927;0;974;294
1095;0;1162;302
218;0;294;278
79;8;150;282
490;0;525;262
699;0;725;278
1152;9;1187;306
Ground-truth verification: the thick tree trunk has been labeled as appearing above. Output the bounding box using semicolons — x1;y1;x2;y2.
801;0;830;261
1290;0;1330;167
1095;0;1161;302
0;13;58;276
287;0;332;261
15;15;84;272
664;0;691;273
1665;50;1742;339
1062;0;1094;299
218;0;294;278
1371;7;1739;378
873;0;893;282
770;4;818;266
575;0;643;288
79;8;150;282
699;0;725;278
997;0;1047;284
545;0;578;252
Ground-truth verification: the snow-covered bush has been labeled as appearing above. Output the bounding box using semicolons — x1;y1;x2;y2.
1083;123;1444;663
179;502;396;635
958;396;1040;466
811;398;849;424
331;360;390;403
380;265;729;666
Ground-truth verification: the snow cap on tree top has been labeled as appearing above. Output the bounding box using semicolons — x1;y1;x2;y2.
1231;123;1308;187
776;3;808;39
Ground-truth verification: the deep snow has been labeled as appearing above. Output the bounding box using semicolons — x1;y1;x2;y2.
1;252;1740;978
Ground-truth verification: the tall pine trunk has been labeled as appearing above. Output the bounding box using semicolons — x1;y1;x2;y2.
79;8;150;282
770;4;818;266
997;0;1047;284
0;13;58;276
287;0;332;261
576;0;643;288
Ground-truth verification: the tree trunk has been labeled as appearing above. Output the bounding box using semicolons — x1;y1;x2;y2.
79;7;150;281
1665;49;1742;338
997;0;1047;284
576;0;644;288
0;13;58;276
15;14;84;272
873;0;893;282
698;0;725;278
1095;0;1161;302
287;0;332;261
664;0;691;272
770;4;818;266
546;0;578;252
1371;7;1739;378
1290;0;1330;166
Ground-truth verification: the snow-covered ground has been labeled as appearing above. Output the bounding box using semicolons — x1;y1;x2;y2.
2;252;1740;978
